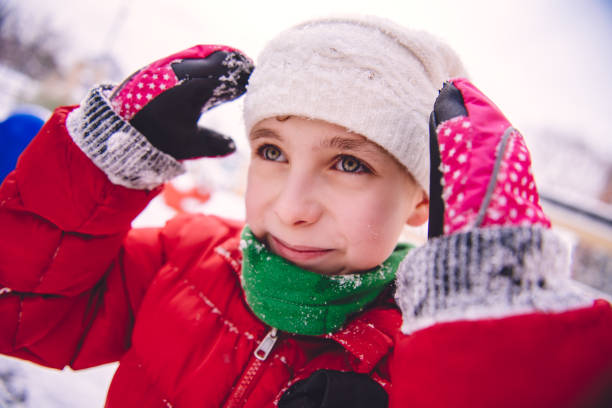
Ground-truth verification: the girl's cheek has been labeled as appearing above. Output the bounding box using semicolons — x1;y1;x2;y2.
339;199;383;239
245;167;279;226
348;193;405;243
245;173;262;224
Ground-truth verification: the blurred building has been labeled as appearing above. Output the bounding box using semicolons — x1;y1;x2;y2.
528;129;612;294
0;65;39;118
39;53;123;107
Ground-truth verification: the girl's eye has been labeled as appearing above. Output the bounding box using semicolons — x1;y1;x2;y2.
258;144;286;162
334;155;371;174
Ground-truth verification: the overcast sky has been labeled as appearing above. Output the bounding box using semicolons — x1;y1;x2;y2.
7;0;612;157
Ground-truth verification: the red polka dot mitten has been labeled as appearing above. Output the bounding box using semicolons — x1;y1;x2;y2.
66;45;253;190
395;78;593;334
428;78;550;236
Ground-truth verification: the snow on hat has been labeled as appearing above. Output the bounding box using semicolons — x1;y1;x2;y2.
243;14;468;193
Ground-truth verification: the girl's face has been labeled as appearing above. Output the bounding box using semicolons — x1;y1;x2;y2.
245;117;429;276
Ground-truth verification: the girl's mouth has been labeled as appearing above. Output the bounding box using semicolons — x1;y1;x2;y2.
268;235;333;264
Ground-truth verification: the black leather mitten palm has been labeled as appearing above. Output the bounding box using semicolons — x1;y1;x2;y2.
66;45;253;189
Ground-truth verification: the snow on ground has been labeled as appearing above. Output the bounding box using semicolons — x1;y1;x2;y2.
0;356;116;408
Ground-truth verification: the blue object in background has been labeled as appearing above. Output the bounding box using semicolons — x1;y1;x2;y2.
0;112;45;183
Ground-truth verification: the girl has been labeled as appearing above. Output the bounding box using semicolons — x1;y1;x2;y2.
1;15;610;408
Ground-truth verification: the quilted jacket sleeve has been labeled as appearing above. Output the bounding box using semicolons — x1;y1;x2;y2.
0;100;173;370
389;300;612;408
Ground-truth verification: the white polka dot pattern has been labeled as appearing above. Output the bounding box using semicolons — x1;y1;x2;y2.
112;66;178;120
436;116;550;235
108;44;236;121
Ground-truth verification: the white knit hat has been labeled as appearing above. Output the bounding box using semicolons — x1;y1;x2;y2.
243;15;468;193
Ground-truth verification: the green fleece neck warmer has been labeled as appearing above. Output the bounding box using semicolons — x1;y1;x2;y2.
240;227;411;335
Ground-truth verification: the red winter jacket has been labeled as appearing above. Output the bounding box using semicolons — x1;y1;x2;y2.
1;104;612;408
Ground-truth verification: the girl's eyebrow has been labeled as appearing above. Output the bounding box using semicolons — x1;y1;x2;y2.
249;128;282;141
321;135;386;155
249;129;386;155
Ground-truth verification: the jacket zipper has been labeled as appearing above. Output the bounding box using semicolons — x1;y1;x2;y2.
223;328;279;408
253;327;278;360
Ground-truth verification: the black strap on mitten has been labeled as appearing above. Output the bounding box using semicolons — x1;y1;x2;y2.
428;81;468;238
278;369;388;408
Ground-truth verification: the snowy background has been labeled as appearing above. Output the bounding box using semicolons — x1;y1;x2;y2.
1;0;612;407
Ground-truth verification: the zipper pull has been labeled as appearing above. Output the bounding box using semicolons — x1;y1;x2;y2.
254;328;278;361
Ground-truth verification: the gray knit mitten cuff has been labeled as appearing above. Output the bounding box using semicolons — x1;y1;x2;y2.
395;226;594;334
66;85;185;190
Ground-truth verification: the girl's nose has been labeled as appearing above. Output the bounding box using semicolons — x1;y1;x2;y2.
273;171;323;227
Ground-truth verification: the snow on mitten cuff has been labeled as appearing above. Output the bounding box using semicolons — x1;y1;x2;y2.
395;225;594;334
66;85;185;190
